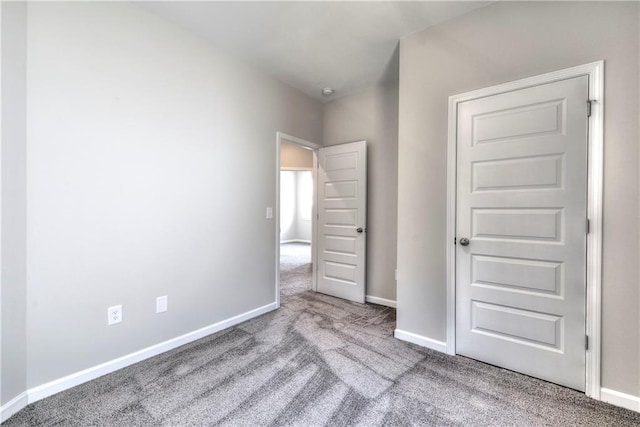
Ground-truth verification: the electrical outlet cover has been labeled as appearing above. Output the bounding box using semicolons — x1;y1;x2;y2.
108;305;122;325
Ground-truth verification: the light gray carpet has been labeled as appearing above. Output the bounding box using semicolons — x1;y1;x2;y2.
4;262;640;425
280;242;312;297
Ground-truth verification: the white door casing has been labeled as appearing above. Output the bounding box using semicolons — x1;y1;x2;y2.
317;141;367;303
455;75;588;391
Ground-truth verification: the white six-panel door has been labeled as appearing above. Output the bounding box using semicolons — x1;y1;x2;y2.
317;141;367;303
455;76;589;390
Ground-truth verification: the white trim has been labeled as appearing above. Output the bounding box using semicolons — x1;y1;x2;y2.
280;239;311;244
365;295;397;308
311;151;318;292
275;132;320;306
275;136;281;308
394;329;447;353
0;1;4;416
280;166;313;171
446;61;604;393
585;62;604;400
27;302;276;405
600;388;640;413
445;78;458;356
0;392;28;424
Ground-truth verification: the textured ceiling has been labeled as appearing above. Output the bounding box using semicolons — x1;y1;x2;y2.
139;1;492;101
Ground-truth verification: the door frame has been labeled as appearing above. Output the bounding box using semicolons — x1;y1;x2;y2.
445;61;604;398
275;132;321;308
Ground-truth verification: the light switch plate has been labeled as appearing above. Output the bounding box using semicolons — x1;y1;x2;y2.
266;207;273;219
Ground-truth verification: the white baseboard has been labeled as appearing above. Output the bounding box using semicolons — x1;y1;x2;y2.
365;295;397;308
280;239;311;244
601;388;640;412
2;302;277;422
0;391;28;423
394;329;447;353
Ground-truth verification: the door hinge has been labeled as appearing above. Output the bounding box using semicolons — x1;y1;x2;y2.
587;100;592;118
585;335;589;350
454;237;457;245
586;218;590;234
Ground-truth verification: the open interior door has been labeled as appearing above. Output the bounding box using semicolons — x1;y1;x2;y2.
316;141;367;303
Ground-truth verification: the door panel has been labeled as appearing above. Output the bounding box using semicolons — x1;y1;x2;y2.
317;141;367;303
472;99;565;145
472;154;563;192
470;301;563;351
456;76;588;391
472;208;563;242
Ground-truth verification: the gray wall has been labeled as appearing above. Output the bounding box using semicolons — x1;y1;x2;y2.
397;1;639;396
323;80;399;302
23;2;321;389
1;1;27;406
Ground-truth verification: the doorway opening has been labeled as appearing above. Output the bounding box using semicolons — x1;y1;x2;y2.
279;169;313;297
275;133;320;308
